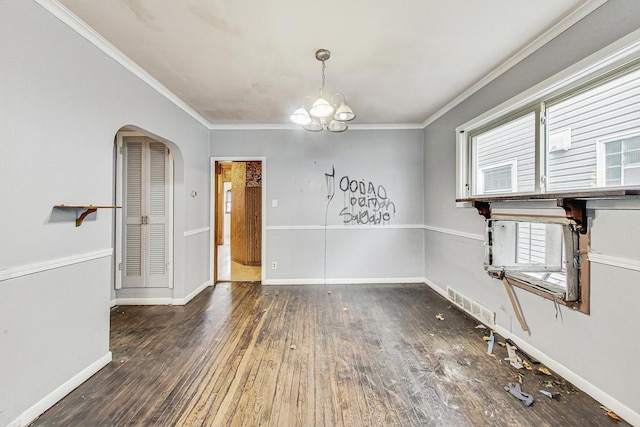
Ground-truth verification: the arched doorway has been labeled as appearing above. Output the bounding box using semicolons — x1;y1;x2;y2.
114;129;174;295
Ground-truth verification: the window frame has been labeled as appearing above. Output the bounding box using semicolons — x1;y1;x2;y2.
456;30;640;201
596;129;640;187
484;216;583;306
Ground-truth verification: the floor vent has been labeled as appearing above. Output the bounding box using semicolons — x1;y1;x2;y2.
447;287;495;326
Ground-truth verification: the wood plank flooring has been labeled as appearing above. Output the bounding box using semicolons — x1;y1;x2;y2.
31;283;628;426
217;244;261;282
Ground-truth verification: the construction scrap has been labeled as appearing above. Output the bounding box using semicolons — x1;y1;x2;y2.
486;331;495;355
504;382;534;406
600;406;622;421
537;366;552;376
505;343;524;369
539;389;560;399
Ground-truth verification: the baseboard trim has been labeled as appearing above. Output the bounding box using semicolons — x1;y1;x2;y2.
113;281;213;306
172;280;212;305
114;297;173;306
262;277;426;285
0;249;113;282
8;352;112;427
422;276;640;426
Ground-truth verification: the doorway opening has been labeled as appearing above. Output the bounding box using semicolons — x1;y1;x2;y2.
213;159;264;283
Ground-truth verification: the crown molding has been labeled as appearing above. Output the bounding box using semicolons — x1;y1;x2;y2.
209;123;424;131
421;0;609;129
34;0;212;129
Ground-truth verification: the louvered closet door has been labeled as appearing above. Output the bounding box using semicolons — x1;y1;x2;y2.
146;141;170;287
122;137;171;288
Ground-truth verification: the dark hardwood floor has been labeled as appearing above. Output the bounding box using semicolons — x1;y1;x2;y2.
31;283;627;426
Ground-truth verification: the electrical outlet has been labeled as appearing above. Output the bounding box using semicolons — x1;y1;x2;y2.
271;261;277;270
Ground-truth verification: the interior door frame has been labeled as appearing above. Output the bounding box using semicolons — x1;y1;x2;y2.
210;157;266;284
115;131;174;290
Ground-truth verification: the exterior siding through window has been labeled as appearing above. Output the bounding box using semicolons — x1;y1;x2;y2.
547;68;640;191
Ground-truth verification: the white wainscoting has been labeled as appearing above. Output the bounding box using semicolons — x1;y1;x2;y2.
0;249;113;282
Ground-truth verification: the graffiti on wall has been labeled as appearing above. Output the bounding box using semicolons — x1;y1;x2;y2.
325;166;396;225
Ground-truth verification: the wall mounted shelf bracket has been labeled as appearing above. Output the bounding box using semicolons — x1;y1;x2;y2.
54;205;121;227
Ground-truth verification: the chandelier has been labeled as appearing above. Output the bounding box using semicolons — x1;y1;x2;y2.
290;49;356;132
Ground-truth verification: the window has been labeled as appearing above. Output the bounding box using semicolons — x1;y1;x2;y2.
451;32;640;314
484;217;585;308
458;59;640;198
471;112;535;196
478;161;517;194
546;67;640;192
597;133;640;187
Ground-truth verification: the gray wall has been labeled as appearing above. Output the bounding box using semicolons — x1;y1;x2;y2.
210;129;425;283
423;0;640;422
0;1;210;425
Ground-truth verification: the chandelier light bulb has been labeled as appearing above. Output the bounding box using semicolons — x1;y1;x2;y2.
334;101;355;121
304;117;324;132
327;120;348;132
290;105;312;125
310;97;334;119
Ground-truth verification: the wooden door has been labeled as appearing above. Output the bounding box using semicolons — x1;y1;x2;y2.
230;161;262;266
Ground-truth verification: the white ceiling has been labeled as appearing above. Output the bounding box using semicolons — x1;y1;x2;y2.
54;0;600;128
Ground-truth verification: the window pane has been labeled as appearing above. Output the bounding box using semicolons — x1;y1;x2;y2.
606;139;622;154
472;112;536;195
606;165;622;186
623;137;640;164
483;164;512;193
606;152;621;167
547;67;640;191
624;166;640;185
487;220;563;272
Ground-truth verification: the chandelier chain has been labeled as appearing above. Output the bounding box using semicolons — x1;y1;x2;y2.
320;60;326;96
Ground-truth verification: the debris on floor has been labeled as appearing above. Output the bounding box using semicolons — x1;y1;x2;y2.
435;313;444;321
290;344;296;350
505;343;524;369
486;330;495;355
537;366;552;376
600;405;622;421
539;389;560;399
514;373;524;384
505;382;534;406
475;324;487;329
